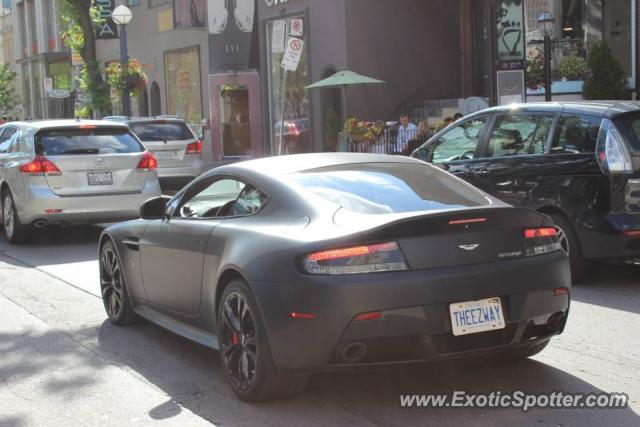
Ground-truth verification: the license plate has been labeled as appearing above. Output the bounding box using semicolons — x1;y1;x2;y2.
87;171;113;186
449;297;506;336
153;151;179;160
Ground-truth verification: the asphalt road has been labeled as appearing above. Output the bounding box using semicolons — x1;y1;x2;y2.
0;225;639;427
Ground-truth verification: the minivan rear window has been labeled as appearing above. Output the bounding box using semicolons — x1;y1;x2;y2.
130;122;195;142
35;128;144;156
289;163;491;215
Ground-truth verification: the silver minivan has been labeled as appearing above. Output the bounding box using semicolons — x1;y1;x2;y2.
0;120;161;244
121;118;204;187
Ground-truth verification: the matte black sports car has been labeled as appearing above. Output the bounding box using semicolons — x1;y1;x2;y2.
99;153;571;402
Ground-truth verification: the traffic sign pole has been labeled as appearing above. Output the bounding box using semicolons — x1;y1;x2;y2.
278;19;289;156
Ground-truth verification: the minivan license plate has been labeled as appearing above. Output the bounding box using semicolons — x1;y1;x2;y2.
449;298;505;336
88;171;113;186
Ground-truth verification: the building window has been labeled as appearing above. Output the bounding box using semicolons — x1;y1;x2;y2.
266;17;311;154
128;0;140;7
219;85;251;157
149;0;170;8
525;0;634;90
164;46;203;124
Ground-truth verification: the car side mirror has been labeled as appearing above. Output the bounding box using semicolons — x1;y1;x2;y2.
140;196;172;220
412;147;428;162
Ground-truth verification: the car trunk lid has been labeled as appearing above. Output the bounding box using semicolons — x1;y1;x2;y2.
35;126;149;197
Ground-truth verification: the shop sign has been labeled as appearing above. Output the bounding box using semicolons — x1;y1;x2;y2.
496;0;525;63
95;0;118;40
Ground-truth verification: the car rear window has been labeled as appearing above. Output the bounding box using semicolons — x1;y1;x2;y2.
35;127;144;156
130;122;195;142
289;163;491;215
615;116;640;151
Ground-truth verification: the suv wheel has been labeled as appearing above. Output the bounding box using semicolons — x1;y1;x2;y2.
2;189;31;244
549;213;587;282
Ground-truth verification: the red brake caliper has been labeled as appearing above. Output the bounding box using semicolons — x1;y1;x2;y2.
231;333;241;345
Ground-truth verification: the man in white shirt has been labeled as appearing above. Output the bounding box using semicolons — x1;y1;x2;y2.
396;113;418;155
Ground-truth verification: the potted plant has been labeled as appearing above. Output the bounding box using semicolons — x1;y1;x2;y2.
556;54;588;81
526;51;546;91
583;42;628;100
343;117;385;142
105;58;149;99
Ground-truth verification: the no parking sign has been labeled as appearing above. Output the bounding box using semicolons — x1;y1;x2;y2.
290;18;304;37
281;37;304;72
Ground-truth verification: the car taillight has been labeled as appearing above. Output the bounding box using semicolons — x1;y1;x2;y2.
303;242;409;275
524;227;562;257
596;118;634;174
19;156;61;176
186;140;203;154
137;151;158;170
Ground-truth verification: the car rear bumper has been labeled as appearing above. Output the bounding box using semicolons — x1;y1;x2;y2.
579;212;640;259
16;181;161;225
249;251;571;373
156;162;203;180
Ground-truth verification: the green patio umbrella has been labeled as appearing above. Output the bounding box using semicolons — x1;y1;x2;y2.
305;70;386;122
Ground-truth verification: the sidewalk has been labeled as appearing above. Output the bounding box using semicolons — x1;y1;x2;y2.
0;279;212;426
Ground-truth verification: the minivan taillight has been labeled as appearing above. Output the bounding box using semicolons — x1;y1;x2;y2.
19;156;61;176
186;140;203;154
524;227;562;257
137;152;158;170
596;118;634;174
303;242;409;275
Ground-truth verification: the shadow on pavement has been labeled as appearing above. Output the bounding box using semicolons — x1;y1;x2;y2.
572;262;640;315
90;320;639;427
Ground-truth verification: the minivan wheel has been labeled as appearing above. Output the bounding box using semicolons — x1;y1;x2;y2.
549;213;587;282
2;189;31;244
218;279;309;402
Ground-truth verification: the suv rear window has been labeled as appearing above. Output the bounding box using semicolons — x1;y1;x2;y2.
130;122;195;142
35;127;144;156
289;163;490;215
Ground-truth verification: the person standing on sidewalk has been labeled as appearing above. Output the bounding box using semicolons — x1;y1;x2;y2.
396;113;418;155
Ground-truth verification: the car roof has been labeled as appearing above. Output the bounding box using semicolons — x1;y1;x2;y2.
5;119;129;130
107;116;187;124
474;101;640;118
217;153;425;178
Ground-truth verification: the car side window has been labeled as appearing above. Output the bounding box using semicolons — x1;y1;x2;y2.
175;178;246;219
430;118;487;164
552;114;601;154
0;127;17;154
485;114;553;158
232;186;268;216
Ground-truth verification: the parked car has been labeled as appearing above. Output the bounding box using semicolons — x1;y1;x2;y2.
0;120;161;244
99;153;570;402
412;101;640;279
273;118;311;154
108;117;204;188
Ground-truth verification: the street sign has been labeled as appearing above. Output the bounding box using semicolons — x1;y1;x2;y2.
281;37;304;72
47;89;71;99
271;20;286;53
43;77;53;93
290;18;304;37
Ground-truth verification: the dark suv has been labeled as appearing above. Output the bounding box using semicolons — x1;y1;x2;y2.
412;102;640;279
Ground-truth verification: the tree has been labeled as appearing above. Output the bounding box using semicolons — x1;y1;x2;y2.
0;64;18;115
58;0;111;116
583;42;629;100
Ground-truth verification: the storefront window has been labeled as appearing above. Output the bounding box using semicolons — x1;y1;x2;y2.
220;84;252;157
164;46;203;124
47;61;71;91
525;0;634;88
266;17;311;154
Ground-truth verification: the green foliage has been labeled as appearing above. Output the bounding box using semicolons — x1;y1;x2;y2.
556;54;588;81
0;64;19;114
59;1;104;53
583;42;628;100
78;61;111;115
324;108;341;151
526;49;545;91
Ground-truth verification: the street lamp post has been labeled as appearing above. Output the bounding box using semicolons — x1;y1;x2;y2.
538;11;555;102
112;5;133;117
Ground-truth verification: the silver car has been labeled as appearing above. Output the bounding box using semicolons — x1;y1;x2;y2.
0;120;161;244
123;118;204;186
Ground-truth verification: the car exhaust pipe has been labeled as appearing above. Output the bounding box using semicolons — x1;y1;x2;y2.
33;219;48;229
547;312;566;333
339;342;368;363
